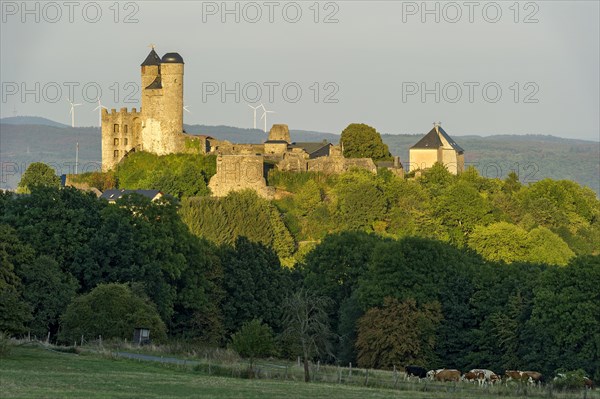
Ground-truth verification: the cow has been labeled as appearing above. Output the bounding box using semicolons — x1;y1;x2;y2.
435;369;461;382
522;371;544;386
462;371;485;386
505;370;524;383
505;370;543;386
462;371;479;383
584;377;594;390
469;369;498;386
404;365;428;381
489;373;502;385
427;369;443;380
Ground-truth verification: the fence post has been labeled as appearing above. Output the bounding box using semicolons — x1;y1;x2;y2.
338;366;341;384
394;365;399;388
81;335;84;346
365;369;369;386
349;362;352;380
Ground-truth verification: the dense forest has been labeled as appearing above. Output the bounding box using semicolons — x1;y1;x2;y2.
1;154;599;383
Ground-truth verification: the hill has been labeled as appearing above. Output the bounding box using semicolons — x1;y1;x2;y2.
1;120;598;195
0;116;70;128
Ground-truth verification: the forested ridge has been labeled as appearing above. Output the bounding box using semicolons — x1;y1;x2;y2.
1;155;599;382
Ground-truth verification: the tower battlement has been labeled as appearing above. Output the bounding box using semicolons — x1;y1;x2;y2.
101;47;185;171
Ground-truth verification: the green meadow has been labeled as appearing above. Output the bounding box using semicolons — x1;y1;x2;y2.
1;345;598;399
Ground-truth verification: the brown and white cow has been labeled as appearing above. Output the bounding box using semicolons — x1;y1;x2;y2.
462;371;486;386
435;369;461;382
584;377;594;390
522;371;544;386
505;370;543;386
469;369;498;386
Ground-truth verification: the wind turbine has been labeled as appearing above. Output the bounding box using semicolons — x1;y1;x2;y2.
260;106;274;133
247;103;264;129
67;98;81;128
93;99;107;127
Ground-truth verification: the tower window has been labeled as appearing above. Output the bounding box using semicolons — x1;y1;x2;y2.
113;150;119;158
124;138;128;145
124;125;128;133
114;124;120;133
114;138;119;146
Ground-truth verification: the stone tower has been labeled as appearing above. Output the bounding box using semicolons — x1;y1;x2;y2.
140;50;185;155
101;48;186;171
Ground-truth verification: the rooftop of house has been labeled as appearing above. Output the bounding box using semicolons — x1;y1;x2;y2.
411;125;464;153
288;141;332;155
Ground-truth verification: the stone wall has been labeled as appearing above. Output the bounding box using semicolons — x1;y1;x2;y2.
208;155;274;199
307;156;377;174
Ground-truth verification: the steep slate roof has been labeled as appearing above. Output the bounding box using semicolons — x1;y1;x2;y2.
100;189;162;202
437;126;464;153
288;141;331;155
410;128;442;149
410;126;464;154
141;49;161;66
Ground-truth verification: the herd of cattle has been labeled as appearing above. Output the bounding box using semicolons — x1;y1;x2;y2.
403;366;595;389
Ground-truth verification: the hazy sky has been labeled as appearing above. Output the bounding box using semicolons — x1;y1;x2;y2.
1;1;599;140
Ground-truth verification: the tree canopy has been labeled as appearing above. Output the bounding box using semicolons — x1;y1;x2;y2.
17;162;60;193
340;123;392;162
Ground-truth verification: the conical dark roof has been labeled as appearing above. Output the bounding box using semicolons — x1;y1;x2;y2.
141;49;161;66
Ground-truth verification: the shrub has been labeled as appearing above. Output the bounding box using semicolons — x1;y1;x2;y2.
58;283;167;345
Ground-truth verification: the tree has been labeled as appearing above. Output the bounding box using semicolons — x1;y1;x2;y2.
468;222;529;263
220;237;291;335
17;162;60;193
468;222;574;265
0;224;33;335
340;123;392;162
356;297;442;369
17;255;78;338
59;283;167;344
333;171;388;231
230;319;275;376
282;289;333;382
524;256;600;378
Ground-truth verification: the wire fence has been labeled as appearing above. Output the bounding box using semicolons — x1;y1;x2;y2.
22;336;597;399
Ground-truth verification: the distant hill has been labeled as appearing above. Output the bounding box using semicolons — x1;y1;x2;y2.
0;116;70;128
1;119;598;195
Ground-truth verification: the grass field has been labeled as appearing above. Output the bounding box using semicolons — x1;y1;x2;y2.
1;344;598;399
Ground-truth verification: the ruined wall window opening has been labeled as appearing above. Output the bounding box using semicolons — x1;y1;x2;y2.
124;138;128;145
124;125;128;133
114;138;119;146
114;124;120;133
113;150;119;158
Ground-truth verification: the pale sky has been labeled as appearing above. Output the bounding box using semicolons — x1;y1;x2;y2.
1;1;599;140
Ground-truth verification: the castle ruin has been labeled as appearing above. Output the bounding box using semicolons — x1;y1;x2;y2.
101;48;468;197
